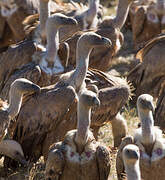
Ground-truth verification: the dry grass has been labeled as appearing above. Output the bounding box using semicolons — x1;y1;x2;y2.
98;105;138;180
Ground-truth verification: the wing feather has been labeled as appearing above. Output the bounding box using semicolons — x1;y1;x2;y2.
96;145;111;180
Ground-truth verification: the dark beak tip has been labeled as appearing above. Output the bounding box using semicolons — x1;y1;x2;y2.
72;19;78;26
102;37;112;47
19;158;28;166
94;99;100;107
32;84;41;93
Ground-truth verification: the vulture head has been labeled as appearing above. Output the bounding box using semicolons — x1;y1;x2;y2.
0;78;40;165
137;94;155;114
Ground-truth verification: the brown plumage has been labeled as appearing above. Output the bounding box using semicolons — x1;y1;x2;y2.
0;0;39;51
132;2;161;51
127;34;165;102
23;0;102;42
0;78;40;165
0;13;78;100
4;32;130;164
0;0;51;94
0;0;100;96
58;0;136;71
128;0;154;29
116;94;165;180
127;0;165;51
0;0;66;51
45;89;111;180
154;83;165;130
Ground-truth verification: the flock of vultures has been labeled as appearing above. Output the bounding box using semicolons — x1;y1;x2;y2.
0;0;165;179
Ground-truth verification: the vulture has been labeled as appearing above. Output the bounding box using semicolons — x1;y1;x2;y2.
0;78;40;166
127;0;165;51
128;0;155;28
122;144;141;180
0;0;39;51
156;0;165;30
0;0;72;51
0;0;50;92
0;13;77;99
0;0;102;52
58;0;137;71
45;88;111;180
127;34;165;102
116;94;165;180
1;12;130;151
0;0;100;96
131;1;161;51
23;0;102;42
154;84;165;130
4;32;130;165
0;2;78;97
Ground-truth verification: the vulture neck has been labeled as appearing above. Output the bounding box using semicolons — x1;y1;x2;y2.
124;161;141;180
75;101;91;154
113;0;131;29
73;45;92;92
156;0;165;14
139;110;155;147
39;0;50;41
46;27;59;63
7;87;23;119
86;0;99;25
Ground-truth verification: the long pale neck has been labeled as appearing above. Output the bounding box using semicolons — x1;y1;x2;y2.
156;0;165;14
46;28;59;62
72;46;92;91
113;0;131;29
124;162;141;180
7;88;22;119
86;0;99;24
39;0;50;41
75;102;91;152
139;110;155;144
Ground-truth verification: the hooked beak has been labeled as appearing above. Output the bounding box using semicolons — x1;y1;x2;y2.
14;153;28;166
31;84;41;94
101;37;112;47
94;97;100;107
64;18;78;26
149;103;155;114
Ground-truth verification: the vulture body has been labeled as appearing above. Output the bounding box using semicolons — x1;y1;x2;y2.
0;2;78;97
127;34;165;102
154;85;165;130
0;78;40;165
116;94;165;180
58;0;136;71
132;3;161;51
0;0;101;95
128;0;165;51
5;32;130;164
45;89;111;180
0;0;39;51
0;0;66;51
0;0;52;93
